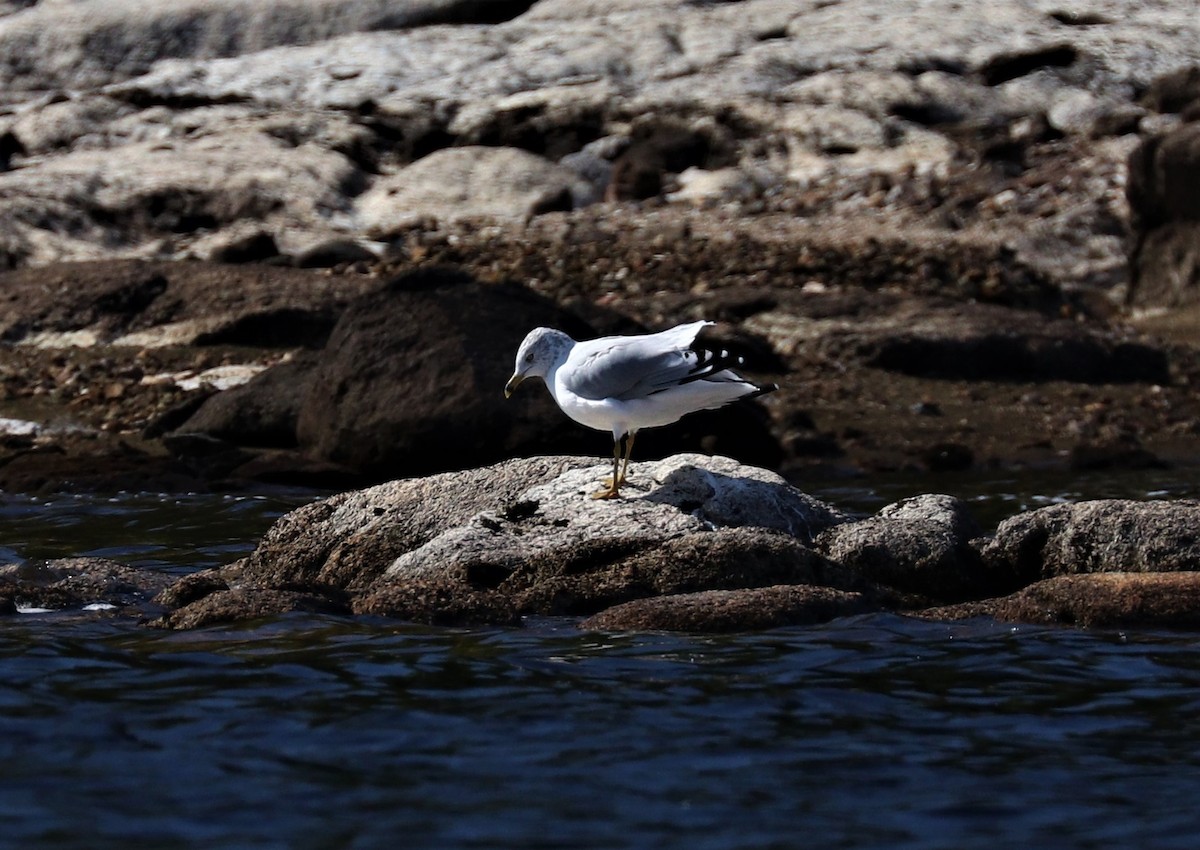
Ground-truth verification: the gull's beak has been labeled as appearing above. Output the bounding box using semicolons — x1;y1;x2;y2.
504;373;525;399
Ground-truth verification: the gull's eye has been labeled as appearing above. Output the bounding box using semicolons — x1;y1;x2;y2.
524;353;534;364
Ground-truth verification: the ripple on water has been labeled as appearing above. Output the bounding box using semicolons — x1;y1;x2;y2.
3;478;1200;849
3;613;1200;849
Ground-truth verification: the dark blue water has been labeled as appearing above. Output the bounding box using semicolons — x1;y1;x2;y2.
3;470;1200;849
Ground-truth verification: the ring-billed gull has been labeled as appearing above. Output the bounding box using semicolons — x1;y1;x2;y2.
505;320;776;499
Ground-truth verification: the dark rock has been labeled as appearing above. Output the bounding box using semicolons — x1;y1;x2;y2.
294;267;782;481
1066;439;1163;471
922;572;1200;630
1128;221;1200;310
579;585;875;632
816;494;994;602
1126;122;1200;313
0;556;171;612
0;259;371;345
922;442;974;472
981;499;1200;587
607;117;736;200
293;238;377;269
293;267;594;478
1127;122;1200;229
155;568;231;610
978;43;1078;86
0;130;26;171
0;437;199;494
208;230;281;264
1139;65;1200;114
161;587;351;629
756;294;1170;385
176;352;319;448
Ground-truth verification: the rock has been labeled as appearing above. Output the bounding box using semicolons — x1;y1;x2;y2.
1127;122;1200;229
0;121;367;267
816;494;993;603
0;556;171;612
923;572;1200;630
744;294;1170;384
982;499;1200;587
161;587;351;630
159;453;853;627
579;585;875;632
0;259;370;347
293;238;377;269
206;230;281;265
231;455;598;593
1139;65;1200;115
1126;118;1200;313
0;0;534;92
292;266;782;480
355;146;587;231
154;567;233;609
175;352;319;448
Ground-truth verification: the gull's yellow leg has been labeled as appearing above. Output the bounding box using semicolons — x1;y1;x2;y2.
617;431;636;485
592;438;623;499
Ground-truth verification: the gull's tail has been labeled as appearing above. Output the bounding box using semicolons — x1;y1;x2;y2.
684;338;779;400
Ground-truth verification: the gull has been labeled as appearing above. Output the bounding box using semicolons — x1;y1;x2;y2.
505;320;776;499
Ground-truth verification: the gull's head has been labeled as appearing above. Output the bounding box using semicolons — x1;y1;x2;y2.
505;327;573;398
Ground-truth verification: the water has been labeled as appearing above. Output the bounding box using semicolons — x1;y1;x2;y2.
3;473;1200;849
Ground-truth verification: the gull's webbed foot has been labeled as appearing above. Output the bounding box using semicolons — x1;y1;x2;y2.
591;484;621;500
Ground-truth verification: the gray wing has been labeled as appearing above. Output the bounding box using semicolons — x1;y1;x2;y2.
562;324;743;401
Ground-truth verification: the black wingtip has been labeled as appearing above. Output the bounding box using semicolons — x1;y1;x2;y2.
746;381;779;400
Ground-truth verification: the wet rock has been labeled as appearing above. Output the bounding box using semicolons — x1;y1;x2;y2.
0;436;199;494
0;556;170;613
161;587;351;630
154;567;232;610
922;572;1200;630
816;494;992;603
981;499;1200;587
579;585;875;633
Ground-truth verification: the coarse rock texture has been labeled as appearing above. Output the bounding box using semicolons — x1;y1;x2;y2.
356;146;587;229
579;585;876;633
160;454;858;627
10;456;1200;633
146;458;1200;632
922;572;1200;630
0;0;1192;282
0;557;172;615
815;493;993;603
981;499;1200;586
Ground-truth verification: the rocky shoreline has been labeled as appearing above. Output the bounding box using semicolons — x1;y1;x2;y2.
1;1;1199;630
4;453;1200;632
